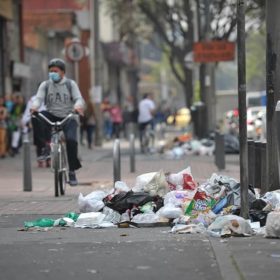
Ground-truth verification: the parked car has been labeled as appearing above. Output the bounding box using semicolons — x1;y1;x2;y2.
166;107;191;128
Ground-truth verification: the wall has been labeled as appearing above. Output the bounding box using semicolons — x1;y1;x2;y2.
216;90;238;121
21;47;48;99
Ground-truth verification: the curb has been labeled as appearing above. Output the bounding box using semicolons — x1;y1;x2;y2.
209;237;244;280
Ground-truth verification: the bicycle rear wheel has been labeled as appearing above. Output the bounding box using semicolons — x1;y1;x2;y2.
59;143;68;196
52;144;60;197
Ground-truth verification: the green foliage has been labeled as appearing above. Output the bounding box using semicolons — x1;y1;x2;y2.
246;25;266;90
194;80;200;103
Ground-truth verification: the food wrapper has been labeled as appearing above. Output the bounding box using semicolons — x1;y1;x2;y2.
185;189;216;217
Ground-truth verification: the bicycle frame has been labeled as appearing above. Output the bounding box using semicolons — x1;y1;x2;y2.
36;112;73;169
34;112;74;196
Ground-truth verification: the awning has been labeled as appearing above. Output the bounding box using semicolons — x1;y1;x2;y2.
0;0;13;20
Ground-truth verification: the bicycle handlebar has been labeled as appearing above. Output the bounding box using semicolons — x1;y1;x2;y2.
32;112;76;127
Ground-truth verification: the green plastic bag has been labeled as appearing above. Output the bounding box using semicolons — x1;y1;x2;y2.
64;212;80;222
24;218;55;228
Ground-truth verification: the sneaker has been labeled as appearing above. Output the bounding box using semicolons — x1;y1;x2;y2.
68;171;78;186
37;155;45;162
45;159;51;168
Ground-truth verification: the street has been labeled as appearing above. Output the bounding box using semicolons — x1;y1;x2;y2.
0;138;280;280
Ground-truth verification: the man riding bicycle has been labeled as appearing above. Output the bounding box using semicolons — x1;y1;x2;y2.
31;58;85;186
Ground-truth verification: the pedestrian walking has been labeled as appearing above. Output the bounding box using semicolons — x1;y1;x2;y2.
9;94;26;156
137;93;156;153
0;97;8;158
84;102;96;149
110;102;123;139
101;97;112;140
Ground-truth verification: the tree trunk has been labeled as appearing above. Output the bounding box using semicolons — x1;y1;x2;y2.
184;68;193;108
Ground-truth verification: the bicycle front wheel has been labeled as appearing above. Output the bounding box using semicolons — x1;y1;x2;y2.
59;143;68;196
52;144;60;197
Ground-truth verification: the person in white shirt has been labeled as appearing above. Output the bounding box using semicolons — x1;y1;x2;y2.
137;93;156;152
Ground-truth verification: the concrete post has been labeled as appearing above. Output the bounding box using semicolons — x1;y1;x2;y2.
215;131;225;170
247;140;255;187
113;139;121;182
129;134;135;173
260;141;267;194
23;134;32;191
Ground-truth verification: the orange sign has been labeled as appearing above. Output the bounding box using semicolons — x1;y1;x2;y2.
193;41;235;62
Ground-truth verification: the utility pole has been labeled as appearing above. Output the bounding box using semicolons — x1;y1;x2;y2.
266;0;280;192
89;0;102;146
237;0;248;218
197;0;216;135
203;0;216;133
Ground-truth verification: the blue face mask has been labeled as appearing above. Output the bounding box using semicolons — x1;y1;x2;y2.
49;72;61;82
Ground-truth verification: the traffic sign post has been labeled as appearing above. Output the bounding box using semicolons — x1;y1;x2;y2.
65;39;85;85
65;40;85;62
193;41;235;63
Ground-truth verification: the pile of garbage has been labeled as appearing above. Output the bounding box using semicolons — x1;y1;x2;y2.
24;167;280;238
161;133;239;159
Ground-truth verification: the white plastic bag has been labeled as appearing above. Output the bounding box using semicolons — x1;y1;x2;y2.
164;190;196;207
143;170;168;197
265;210;280;238
131;213;161;223
74;212;106;228
208;215;252;236
78;191;107;213
157;203;183;219
114;181;130;193
167;167;192;187
262;190;280;210
132;172;157;192
170;223;206;234
102;206;121;224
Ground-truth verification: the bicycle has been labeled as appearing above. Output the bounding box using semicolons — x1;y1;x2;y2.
33;112;74;197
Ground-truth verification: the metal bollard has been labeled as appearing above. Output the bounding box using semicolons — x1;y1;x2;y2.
247;140;255;187
260;141;267;194
113;138;121;183
129;134;135;173
254;141;262;190
23;133;32;191
215;131;225;170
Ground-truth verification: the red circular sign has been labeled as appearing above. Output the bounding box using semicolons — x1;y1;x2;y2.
65;42;85;62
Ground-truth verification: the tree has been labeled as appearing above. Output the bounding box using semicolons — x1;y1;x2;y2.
105;0;265;110
246;26;265;91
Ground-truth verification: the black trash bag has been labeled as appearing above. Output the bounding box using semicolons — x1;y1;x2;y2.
250;199;267;211
224;134;239;154
226;183;256;208
153;196;164;212
104;191;154;214
249;209;269;227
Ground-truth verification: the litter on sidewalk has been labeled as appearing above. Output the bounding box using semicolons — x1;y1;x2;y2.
159;133;239;159
22;167;280;239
